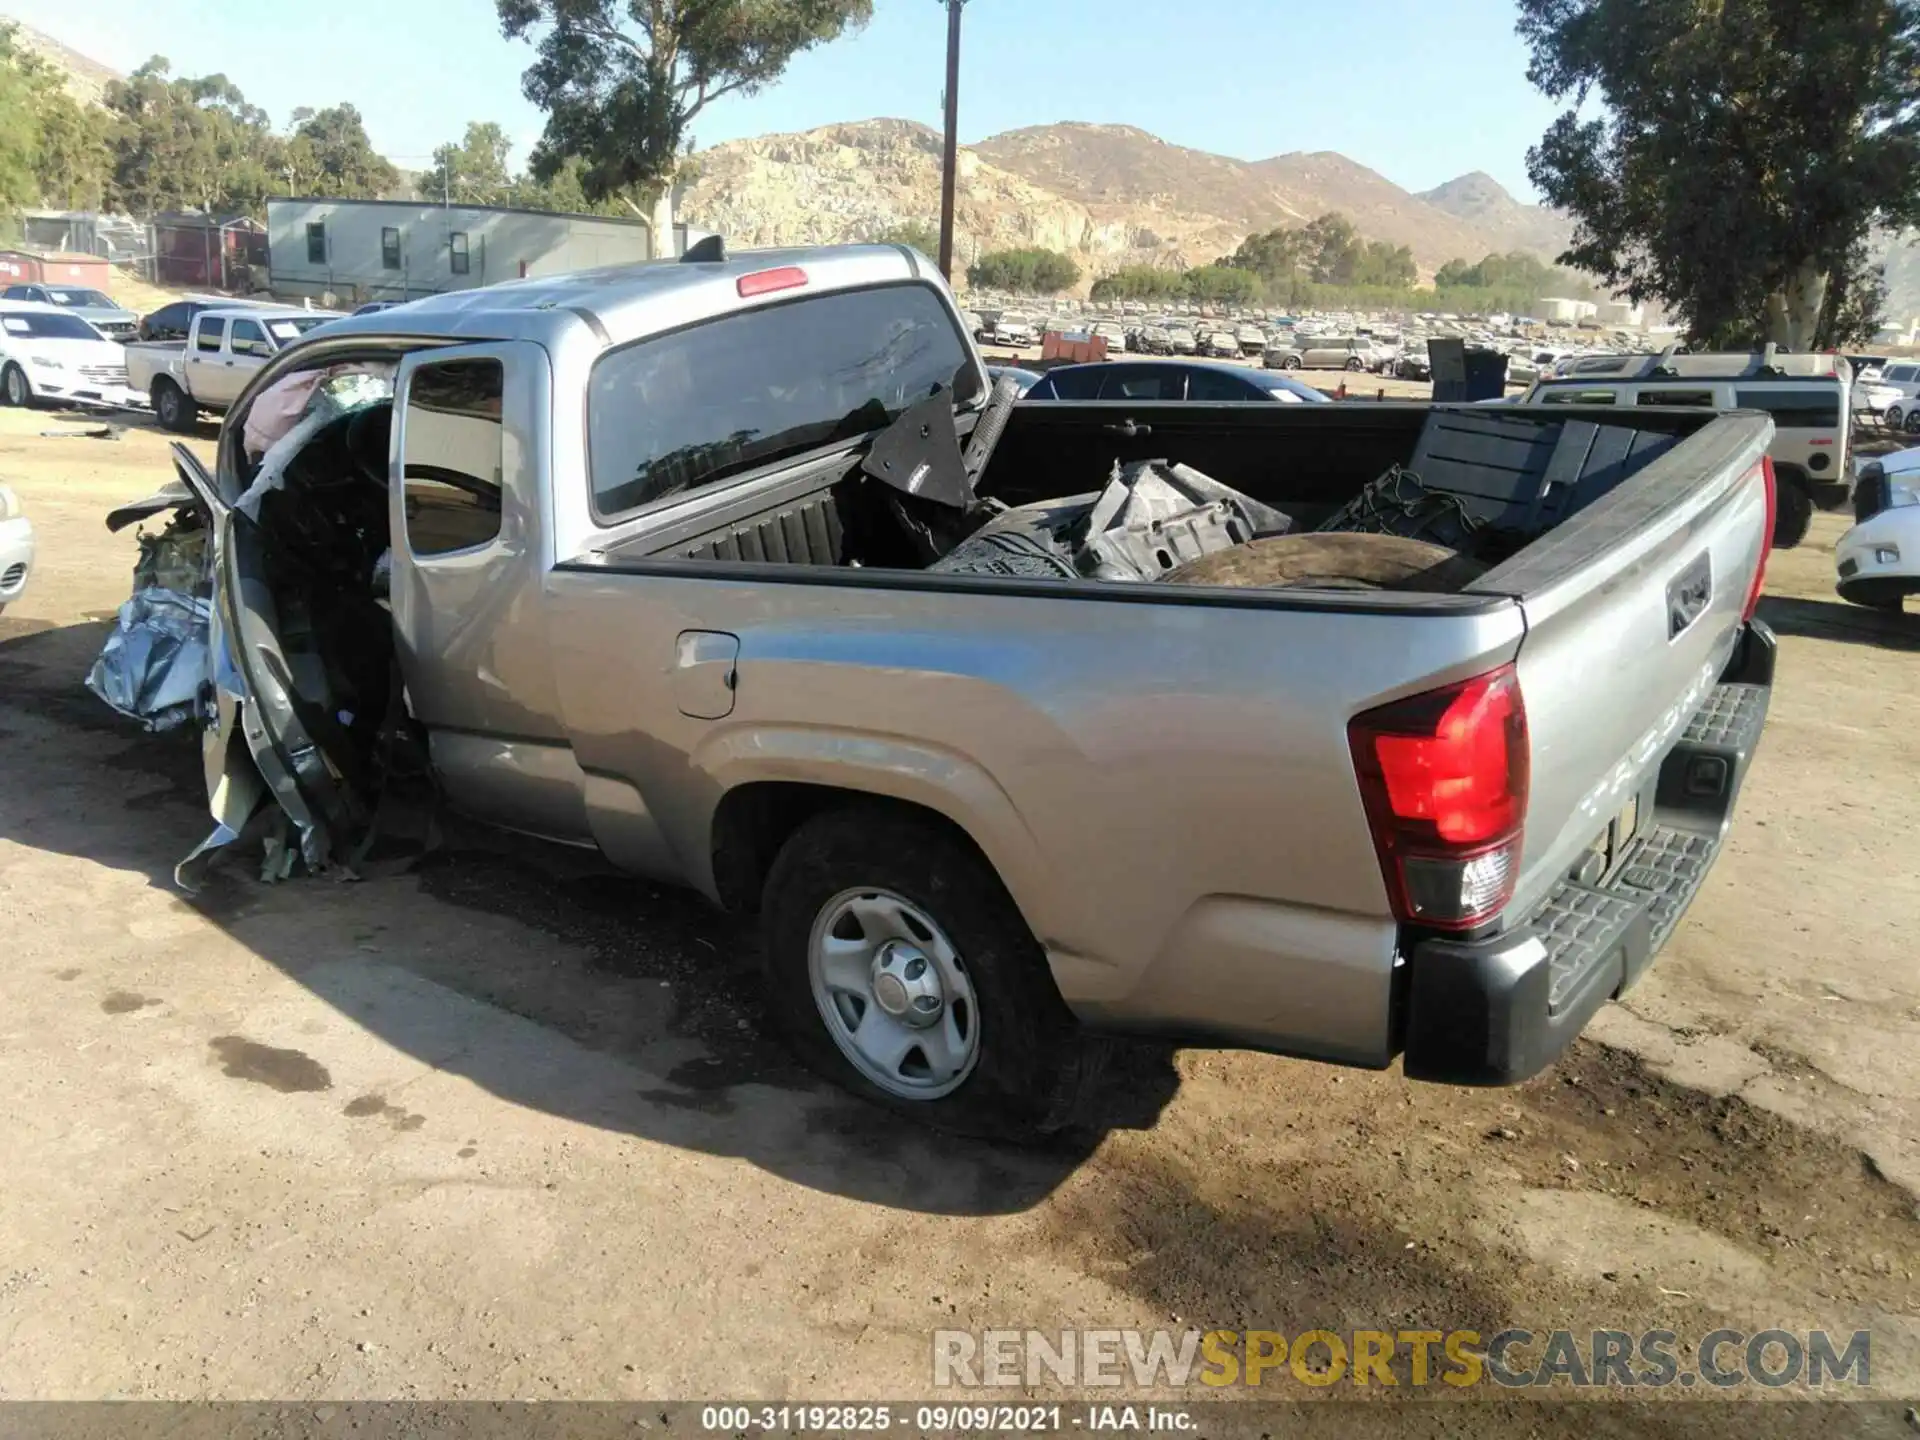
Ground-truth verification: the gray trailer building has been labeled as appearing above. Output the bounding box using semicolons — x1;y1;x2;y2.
265;197;653;304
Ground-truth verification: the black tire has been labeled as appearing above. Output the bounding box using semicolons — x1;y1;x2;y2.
1771;472;1814;549
760;805;1097;1142
1283;356;1302;371
1884;405;1903;429
1345;357;1364;372
1905;408;1920;436
152;379;194;433
0;363;27;408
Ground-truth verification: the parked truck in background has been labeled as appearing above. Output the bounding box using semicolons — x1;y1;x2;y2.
103;244;1776;1141
124;307;340;431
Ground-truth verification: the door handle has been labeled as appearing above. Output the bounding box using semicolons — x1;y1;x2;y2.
1103;418;1151;437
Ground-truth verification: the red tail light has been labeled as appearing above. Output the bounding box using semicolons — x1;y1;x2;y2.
737;266;808;298
1742;456;1775;621
1348;665;1529;930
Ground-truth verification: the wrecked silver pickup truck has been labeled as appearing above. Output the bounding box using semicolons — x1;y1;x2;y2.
91;243;1777;1138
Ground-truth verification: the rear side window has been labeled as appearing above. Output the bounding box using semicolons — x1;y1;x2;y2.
1035;367;1103;400
1187;368;1258;401
1098;367;1186;400
1734;386;1841;428
402;358;505;556
588;284;975;517
1537;386;1618;405
195;321;226;353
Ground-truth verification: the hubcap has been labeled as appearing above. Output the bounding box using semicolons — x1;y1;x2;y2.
807;887;979;1100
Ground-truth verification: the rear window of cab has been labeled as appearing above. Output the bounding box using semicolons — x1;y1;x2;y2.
587;283;978;519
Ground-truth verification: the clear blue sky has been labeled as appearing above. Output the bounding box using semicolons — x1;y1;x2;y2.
4;0;1561;197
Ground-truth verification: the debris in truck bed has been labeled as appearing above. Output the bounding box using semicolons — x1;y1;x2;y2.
1316;464;1487;551
1162;533;1489;592
1076;459;1292;581
929;460;1293;583
926;496;1088;579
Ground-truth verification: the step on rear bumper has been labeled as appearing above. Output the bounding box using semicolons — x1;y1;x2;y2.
1401;620;1775;1086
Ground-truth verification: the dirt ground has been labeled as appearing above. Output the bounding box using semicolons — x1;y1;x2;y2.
1;401;1917;1430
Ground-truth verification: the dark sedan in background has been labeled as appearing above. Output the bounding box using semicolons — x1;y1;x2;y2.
1022;359;1330;403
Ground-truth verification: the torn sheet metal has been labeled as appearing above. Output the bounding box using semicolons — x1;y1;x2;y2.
84;587;213;733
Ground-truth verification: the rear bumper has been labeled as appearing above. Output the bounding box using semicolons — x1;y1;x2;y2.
1402;620;1775;1085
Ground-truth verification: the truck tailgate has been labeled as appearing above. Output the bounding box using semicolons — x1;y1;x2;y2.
1404;412;1774;1083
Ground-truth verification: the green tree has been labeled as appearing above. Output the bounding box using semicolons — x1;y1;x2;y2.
1518;0;1920;348
284;104;398;199
104;59;279;214
1090;265;1183;301
0;32;38;214
499;0;874;238
0;23;112;214
1183;264;1260;306
509;153;631;214
427;121;517;206
1301;213;1363;284
869;219;940;254
966;247;1080;294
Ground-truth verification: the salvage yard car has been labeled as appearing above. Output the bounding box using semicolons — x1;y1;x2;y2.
0;303;139;409
1836;447;1920;611
94;242;1777;1141
0;283;139;341
125;307;340;431
1023;359;1328;402
0;484;33;613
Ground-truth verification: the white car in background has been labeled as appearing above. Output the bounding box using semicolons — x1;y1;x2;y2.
1870;359;1920;432
0;484;33;615
1837;446;1920;612
0;302;139;410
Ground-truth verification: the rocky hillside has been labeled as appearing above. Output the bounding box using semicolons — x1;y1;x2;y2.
1416;171;1575;258
679;119;1241;278
681;119;1542;287
5;16;118;105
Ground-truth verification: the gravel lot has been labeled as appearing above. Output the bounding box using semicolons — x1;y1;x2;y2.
1;403;1917;1426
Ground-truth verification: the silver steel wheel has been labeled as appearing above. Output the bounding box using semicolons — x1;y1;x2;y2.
808;886;980;1101
3;365;25;407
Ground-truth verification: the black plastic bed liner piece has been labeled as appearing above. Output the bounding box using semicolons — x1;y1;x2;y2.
1330;411;1685;548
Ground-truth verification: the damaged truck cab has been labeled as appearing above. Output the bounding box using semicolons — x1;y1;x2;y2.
116;244;1777;1139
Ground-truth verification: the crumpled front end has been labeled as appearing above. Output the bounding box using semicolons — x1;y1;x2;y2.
90;363;411;890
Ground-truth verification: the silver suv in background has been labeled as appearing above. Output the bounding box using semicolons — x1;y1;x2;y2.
1264;335;1376;371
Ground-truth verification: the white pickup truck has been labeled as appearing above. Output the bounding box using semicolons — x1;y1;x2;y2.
124;307;339;431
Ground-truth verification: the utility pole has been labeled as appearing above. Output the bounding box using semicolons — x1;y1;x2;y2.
938;0;966;280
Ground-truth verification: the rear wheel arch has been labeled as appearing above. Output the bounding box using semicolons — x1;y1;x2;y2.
711;782;1010;917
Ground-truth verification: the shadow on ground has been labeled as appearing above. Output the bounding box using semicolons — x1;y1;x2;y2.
1755;594;1918;651
0;619;1180;1217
